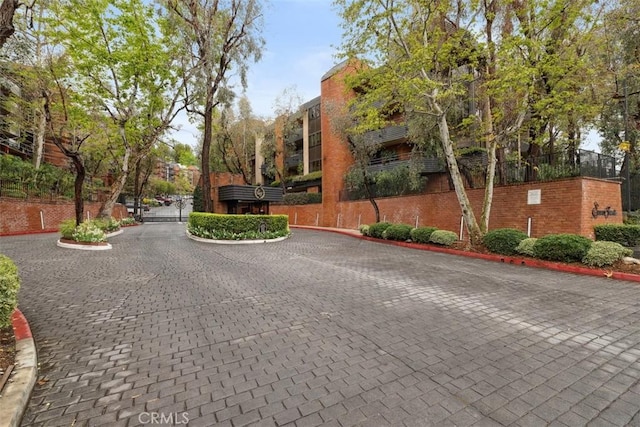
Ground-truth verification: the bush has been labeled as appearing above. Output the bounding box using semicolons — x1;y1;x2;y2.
368;222;393;239
594;224;640;247
282;192;322;205
0;255;20;329
119;217;136;226
429;230;458;246
59;218;77;240
533;234;593;263
482;228;529;256
192;186;204;212
359;224;370;236
516;238;538;257
382;224;413;241
188;213;289;240
72;221;107;243
92;217;120;233
582;241;633;267
410;226;438;244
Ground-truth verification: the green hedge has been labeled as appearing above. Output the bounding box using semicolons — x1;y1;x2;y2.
0;255;20;329
282;192;322;205
594;224;640;247
383;224;413;241
410;226;438;244
368;222;393;239
533;233;593;263
483;228;528;256
516;238;537;257
188;213;289;235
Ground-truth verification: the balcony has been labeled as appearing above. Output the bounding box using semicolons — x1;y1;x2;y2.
363;125;408;147
285;153;302;169
367;154;445;174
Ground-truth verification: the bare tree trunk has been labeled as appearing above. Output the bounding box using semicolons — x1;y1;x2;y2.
99;125;131;218
437;111;482;245
33;105;46;169
71;154;85;225
0;0;18;50
133;156;142;217
202;102;213;212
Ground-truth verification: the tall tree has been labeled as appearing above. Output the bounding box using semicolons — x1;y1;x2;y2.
214;96;261;184
334;0;602;245
168;0;264;212
49;0;185;218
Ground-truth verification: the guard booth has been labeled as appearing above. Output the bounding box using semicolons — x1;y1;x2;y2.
218;185;283;214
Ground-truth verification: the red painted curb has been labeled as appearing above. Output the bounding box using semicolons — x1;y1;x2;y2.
0;229;59;237
11;309;32;341
291;225;640;283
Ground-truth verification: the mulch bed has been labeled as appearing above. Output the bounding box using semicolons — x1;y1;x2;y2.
0;326;15;388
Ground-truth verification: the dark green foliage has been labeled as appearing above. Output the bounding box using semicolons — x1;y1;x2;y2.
482;228;529;255
368;222;393;239
410;226;438;243
382;224;413;241
533;234;593;262
192;185;204;212
188;212;289;235
282;192;322;205
0;254;20;329
594;224;640;246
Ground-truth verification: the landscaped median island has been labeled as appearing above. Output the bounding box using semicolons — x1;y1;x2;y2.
56;216;138;250
359;222;640;279
186;212;290;244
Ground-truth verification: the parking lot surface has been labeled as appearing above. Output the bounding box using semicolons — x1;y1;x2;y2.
2;223;640;426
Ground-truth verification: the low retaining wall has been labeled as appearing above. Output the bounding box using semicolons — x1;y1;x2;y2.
0;199;128;236
272;177;622;239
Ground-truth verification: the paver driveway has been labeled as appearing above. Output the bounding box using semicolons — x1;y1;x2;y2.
2;224;640;426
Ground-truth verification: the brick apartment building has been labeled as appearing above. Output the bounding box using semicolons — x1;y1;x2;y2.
262;59;623;239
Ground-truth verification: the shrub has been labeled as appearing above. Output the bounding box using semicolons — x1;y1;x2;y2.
382;224;413;241
92;217;120;233
594;224;640;247
533;234;593;263
410;226;438;244
59;218;77;240
582;241;633;267
482;228;529;255
516;238;538;257
119;217;136;226
72;221;107;243
192;186;204;212
282;192;322;205
188;213;289;239
0;255;20;329
359;224;370;236
368;222;393;239
429;230;458;246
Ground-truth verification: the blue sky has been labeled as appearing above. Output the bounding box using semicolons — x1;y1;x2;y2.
173;0;343;147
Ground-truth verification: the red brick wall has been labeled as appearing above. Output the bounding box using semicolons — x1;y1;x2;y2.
272;177;622;240
0;200;128;235
320;61;359;228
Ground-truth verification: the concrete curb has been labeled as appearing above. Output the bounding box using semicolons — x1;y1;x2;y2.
0;309;37;427
56;239;112;251
291;225;640;283
186;230;291;244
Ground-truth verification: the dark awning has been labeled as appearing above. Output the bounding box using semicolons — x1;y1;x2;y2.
218;185;283;202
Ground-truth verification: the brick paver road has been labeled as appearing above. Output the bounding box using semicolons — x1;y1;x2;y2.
2;224;640;426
